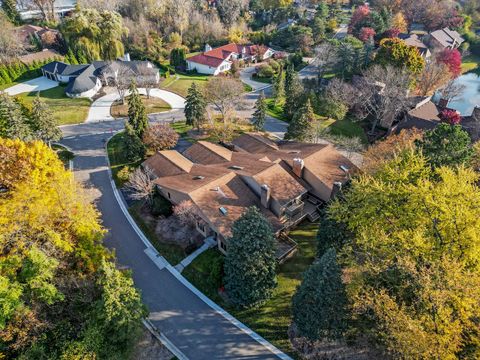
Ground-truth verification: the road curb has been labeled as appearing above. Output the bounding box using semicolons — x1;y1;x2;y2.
104;134;293;360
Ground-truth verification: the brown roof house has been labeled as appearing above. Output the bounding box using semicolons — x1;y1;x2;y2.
427;27;464;50
399;33;431;59
143;134;357;262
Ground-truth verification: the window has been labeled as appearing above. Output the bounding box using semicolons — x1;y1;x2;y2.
167;192;171;199
220;241;227;251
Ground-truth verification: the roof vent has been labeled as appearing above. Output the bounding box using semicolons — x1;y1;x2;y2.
340;165;349;173
288;150;301;154
193;175;205;180
229;165;244;170
219;207;228;216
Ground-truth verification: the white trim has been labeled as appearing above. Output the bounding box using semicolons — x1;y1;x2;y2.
103;134;292;360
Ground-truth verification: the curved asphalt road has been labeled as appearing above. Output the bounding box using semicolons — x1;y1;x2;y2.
60;111;288;359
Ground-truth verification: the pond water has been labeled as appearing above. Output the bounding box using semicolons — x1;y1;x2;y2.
433;73;480;116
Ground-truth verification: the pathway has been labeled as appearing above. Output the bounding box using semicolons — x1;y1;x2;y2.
3;76;58;95
240;66;272;92
174;237;217;273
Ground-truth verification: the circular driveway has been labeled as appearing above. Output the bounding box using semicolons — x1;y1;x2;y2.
86;88;186;123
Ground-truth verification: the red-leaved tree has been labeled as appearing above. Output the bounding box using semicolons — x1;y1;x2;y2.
359;27;376;43
436;48;462;78
439;109;461;125
349;5;370;34
382;28;400;39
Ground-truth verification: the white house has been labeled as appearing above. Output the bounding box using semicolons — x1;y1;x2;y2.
186;43;275;75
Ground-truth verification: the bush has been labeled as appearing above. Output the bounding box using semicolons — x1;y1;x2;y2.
142;123;179;152
257;64;274;78
268;59;281;73
151;192;172;217
117;166;132;183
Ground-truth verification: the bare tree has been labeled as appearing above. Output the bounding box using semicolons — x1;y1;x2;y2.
416;61;451;96
31;0;56;21
125;166;155;204
355;65;411;133
203;77;244;123
437;80;466;102
173;200;199;227
136;63;160;99
102;62;133;104
0;14;25;62
314;42;338;80
325;78;357;105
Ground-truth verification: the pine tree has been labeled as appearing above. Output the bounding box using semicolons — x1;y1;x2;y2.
283;69;303;120
252;91;267;130
184;82;206;131
292;248;348;341
124;123;145;162
127;82;148;138
272;68;284;105
2;0;21;24
30;94;61;145
224;206;277;308
285;99;315;141
0;93;32;141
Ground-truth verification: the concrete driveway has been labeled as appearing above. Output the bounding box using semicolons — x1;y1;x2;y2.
4;76;58;95
240;66;272;92
86;88;185;123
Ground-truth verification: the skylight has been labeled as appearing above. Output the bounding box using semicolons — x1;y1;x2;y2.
193;175;205;180
229;165;244;170
219;207;228;216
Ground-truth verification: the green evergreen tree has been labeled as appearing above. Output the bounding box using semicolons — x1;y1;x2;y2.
283;70;303;120
184;82;206;131
272;68;284;105
124;123;145;162
285;99;315;141
317;209;351;257
224;206;277;308
416;123;473;168
2;0;21;24
292;248;348;341
252;91;267;130
0;93;32;140
30;94;61;145
127;81;148;138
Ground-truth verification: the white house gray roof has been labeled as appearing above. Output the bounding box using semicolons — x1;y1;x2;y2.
65;65;97;94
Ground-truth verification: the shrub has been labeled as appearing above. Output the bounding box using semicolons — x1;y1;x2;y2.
257;64;274;78
117;166;132;182
142;124;179;152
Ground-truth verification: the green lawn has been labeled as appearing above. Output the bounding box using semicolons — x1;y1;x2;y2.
462;53;480;74
252;76;273;84
183;220;319;358
161;73;210;97
14;86;91;125
265;98;288;122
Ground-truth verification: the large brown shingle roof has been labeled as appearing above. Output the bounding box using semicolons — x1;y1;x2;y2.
183;141;232;164
144;150;193;178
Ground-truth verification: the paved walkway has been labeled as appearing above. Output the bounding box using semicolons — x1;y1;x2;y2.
175;237;217;273
86;88;186;123
3;76;58;95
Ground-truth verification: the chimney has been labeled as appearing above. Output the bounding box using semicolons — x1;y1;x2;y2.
260;184;271;208
472;106;480;121
205;43;212;52
438;98;449;109
292;158;304;177
331;181;343;199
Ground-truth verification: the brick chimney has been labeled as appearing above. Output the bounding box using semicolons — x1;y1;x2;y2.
292;158;304;177
438;98;449;109
260;184;271;208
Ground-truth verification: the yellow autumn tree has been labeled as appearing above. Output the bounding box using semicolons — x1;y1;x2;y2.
0;139;145;359
329;150;480;358
392;12;408;33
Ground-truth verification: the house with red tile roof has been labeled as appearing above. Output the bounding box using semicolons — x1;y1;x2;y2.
186;43;275;75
